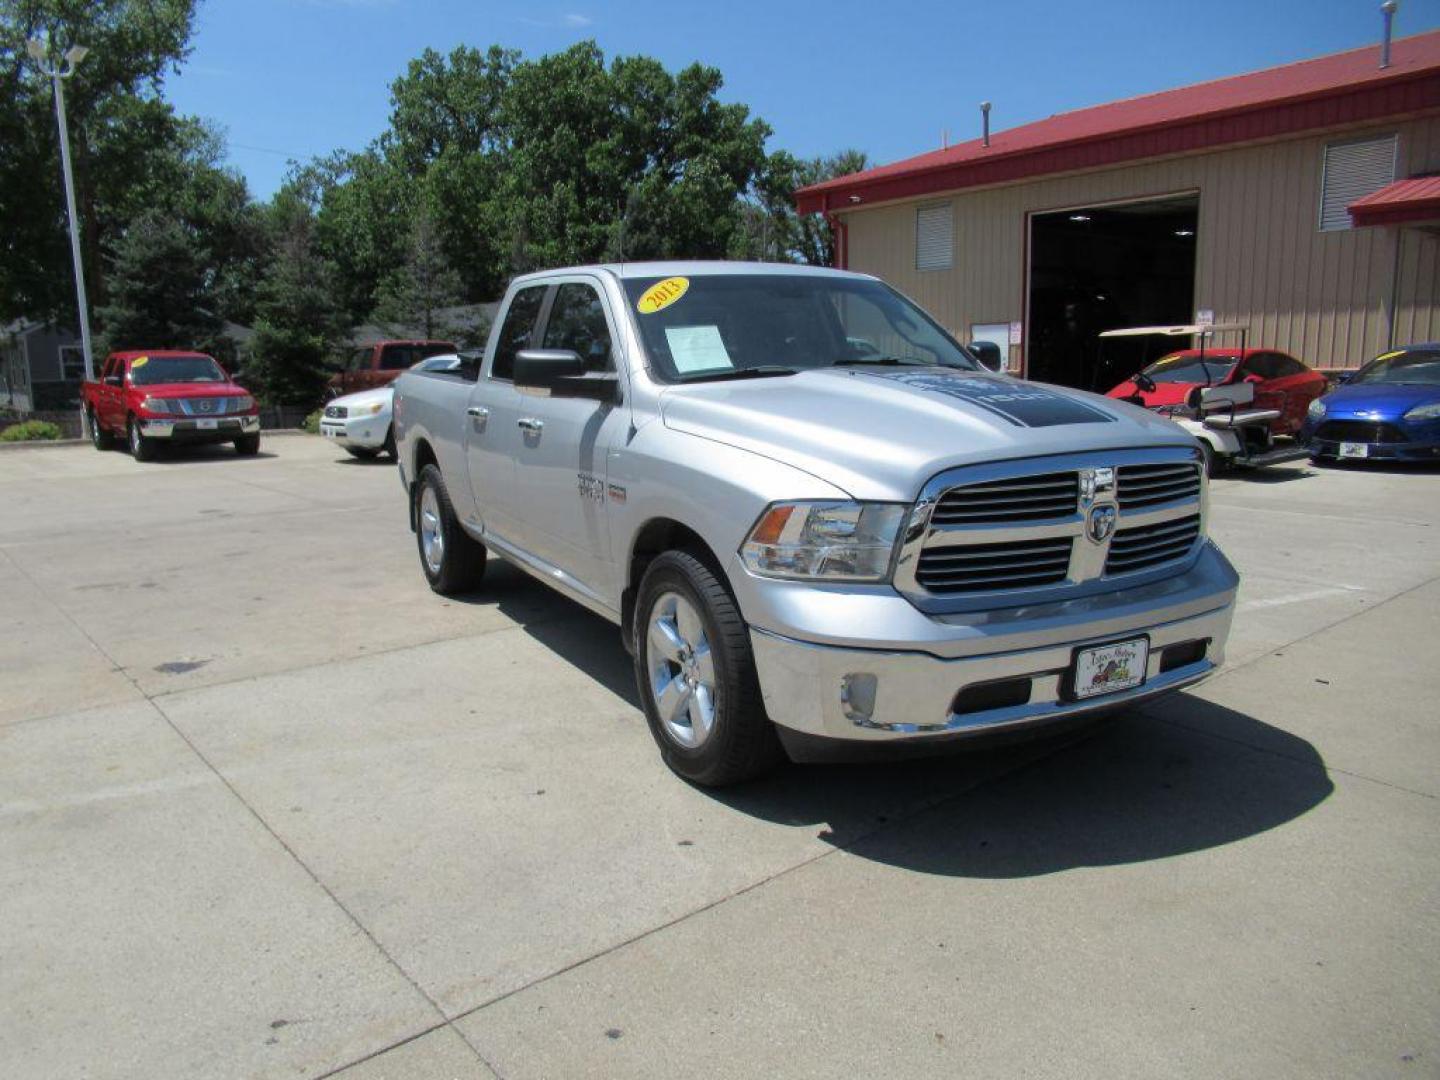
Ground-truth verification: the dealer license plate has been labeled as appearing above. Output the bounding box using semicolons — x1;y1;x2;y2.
1339;441;1369;459
196;418;218;430
1072;638;1149;700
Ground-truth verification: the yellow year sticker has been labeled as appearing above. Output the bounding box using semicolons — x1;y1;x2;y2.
636;277;689;315
131;356;149;368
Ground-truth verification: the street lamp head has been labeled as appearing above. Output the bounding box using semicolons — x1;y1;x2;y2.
64;45;89;66
27;37;46;62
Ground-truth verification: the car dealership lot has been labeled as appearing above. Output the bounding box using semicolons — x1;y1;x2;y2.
2;438;1437;1080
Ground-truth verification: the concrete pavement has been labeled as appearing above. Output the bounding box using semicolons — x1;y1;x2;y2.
1;437;1436;1079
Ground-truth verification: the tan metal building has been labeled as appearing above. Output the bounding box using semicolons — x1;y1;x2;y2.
796;31;1440;389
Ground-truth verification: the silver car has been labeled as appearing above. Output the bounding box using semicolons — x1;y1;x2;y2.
393;262;1237;786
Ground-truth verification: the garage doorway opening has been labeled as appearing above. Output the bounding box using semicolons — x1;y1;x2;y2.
1027;193;1198;392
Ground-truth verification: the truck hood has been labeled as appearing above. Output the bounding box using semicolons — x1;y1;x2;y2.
327;385;394;411
136;382;247;398
659;367;1193;501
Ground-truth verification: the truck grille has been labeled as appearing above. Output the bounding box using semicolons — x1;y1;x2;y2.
1315;420;1406;444
916;537;1073;593
173;396;245;416
1116;463;1201;510
1105;514;1201;575
902;450;1206;604
930;471;1078;524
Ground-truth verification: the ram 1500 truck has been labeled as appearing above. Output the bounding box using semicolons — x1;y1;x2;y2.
83;350;261;461
393;262;1238;786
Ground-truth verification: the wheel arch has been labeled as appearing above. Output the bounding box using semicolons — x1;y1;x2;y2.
407;437;439;532
622;517;729;655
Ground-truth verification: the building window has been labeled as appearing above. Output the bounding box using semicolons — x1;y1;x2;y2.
916;202;954;271
58;345;86;380
1319;135;1396;231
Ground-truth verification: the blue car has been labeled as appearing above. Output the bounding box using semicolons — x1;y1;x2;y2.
1303;343;1440;463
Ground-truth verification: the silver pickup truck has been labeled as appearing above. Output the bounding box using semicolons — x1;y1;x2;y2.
393;262;1238;786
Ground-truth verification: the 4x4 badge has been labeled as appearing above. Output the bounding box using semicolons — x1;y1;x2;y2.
1087;505;1117;544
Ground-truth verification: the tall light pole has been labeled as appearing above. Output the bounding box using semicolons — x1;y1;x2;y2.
27;37;96;392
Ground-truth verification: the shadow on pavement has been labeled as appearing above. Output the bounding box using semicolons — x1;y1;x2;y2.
143;446;278;464
446;560;1334;878
717;700;1333;878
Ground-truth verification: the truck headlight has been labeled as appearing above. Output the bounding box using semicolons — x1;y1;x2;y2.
1403;402;1440;422
352;401;385;417
741;501;907;582
235;393;256;412
1306;398;1326;420
140;396;173;414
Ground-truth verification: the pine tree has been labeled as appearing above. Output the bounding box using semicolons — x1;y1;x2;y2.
371;206;465;338
95;210;224;356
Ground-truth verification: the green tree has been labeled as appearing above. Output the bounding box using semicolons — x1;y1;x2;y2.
371;202;464;339
0;0;198;321
732;149;868;265
94;208;223;357
243;192;345;406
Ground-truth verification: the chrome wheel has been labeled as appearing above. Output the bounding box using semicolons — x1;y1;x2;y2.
645;591;717;749
419;485;444;575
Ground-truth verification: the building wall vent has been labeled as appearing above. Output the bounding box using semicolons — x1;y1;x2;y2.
916;202;955;270
1319;135;1396;231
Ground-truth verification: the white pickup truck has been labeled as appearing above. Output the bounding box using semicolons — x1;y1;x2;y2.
393;262;1238;786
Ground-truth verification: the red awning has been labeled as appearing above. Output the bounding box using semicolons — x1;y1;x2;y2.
1348;176;1440;227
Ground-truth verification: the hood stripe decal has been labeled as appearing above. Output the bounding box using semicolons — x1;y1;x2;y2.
859;370;1116;427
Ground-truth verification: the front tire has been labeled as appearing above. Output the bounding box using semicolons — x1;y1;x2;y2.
127;416;156;461
414;464;486;594
234;433;261;456
633;550;783;786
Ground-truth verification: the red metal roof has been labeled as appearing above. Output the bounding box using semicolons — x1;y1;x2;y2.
1348;174;1440;226
796;31;1440;214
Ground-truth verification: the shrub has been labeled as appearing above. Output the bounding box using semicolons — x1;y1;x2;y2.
302;409;322;434
0;420;64;442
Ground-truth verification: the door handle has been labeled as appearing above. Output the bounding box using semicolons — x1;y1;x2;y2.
517;418;544;434
467;406;489;419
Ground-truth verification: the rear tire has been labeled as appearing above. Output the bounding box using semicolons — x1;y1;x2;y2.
127;416;156;462
633;550;783;786
414;464;487;594
234;433;261;456
1199;440;1224;478
89;409;113;451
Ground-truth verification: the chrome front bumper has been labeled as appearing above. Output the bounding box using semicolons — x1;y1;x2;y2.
140;415;259;438
744;541;1237;746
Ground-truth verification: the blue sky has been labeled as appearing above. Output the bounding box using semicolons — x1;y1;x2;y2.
165;0;1440;200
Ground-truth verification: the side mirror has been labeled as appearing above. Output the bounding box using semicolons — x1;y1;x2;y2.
105;375;123;387
1336;372;1355;385
967;341;1003;373
1243;373;1264;384
514;349;617;400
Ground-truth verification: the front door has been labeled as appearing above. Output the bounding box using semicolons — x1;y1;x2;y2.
509;278;629;597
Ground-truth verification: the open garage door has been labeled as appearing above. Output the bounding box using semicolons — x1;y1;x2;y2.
1026;194;1198;391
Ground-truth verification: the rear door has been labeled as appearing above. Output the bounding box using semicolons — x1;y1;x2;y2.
507;275;629;598
465;285;548;544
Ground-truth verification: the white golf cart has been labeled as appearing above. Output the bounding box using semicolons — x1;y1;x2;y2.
1098;323;1311;476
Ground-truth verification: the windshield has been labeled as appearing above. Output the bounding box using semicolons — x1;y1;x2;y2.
621;273;979;382
1351;348;1440;386
129;355;225;386
1141;351;1240;385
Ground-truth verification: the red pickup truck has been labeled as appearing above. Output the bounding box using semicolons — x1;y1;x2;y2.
83;350;261;461
329;340;458;396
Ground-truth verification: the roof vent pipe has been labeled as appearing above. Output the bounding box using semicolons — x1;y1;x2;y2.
1380;0;1399;69
980;101;992;147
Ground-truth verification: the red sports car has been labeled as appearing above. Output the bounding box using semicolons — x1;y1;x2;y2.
1106;348;1327;435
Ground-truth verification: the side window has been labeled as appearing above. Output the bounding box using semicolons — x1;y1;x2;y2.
541;283;613;372
349;348;372;371
1238;354;1270;380
1271;354;1305;378
491;286;548;380
380;345;416;371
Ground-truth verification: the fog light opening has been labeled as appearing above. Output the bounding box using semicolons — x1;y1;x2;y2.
840;673;878;723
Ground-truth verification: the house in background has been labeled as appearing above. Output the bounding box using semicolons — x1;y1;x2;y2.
0;320;84;413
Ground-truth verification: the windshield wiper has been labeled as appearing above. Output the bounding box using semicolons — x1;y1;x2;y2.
832;355;934;367
678;365;800;383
